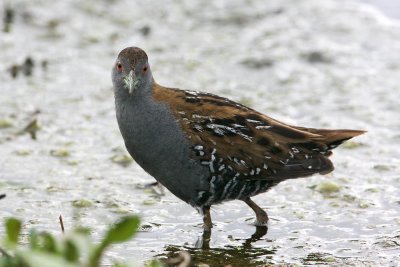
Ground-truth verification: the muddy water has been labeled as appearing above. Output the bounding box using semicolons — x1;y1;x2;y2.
1;0;399;266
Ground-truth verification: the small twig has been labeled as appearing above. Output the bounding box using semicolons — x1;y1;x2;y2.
0;194;6;200
59;215;65;234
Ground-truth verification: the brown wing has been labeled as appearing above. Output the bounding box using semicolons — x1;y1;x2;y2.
152;84;364;181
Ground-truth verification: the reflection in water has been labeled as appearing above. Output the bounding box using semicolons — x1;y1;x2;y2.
158;226;275;266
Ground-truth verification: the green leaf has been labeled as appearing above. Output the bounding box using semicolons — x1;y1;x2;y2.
102;216;140;246
67;230;94;258
0;256;24;267
29;229;39;250
19;250;79;267
89;216;140;267
5;218;22;244
39;232;57;253
64;239;79;262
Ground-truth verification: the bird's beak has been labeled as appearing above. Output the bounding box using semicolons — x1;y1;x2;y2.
123;70;139;94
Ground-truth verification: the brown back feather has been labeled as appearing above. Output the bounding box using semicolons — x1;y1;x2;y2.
152;84;365;182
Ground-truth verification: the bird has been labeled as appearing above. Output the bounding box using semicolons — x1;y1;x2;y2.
111;47;365;231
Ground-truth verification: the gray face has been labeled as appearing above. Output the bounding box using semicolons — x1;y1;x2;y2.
111;47;153;96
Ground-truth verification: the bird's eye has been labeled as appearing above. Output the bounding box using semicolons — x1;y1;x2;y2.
143;66;148;72
116;63;123;71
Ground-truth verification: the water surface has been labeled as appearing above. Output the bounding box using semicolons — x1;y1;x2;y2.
1;0;399;265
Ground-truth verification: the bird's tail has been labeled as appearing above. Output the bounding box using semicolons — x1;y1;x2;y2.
295;127;366;149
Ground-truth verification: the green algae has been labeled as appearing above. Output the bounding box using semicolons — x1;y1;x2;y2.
0;119;13;129
72;199;93;208
312;181;341;195
50;149;70;158
110;154;133;167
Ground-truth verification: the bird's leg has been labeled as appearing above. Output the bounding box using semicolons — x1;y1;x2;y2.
195;228;211;249
243;197;269;226
202;206;213;232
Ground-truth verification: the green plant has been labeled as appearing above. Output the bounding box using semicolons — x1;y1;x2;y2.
0;216;162;267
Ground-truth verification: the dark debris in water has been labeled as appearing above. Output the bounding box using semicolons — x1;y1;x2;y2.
9;57;35;78
21;118;40;140
138;224;154;232
139;25;151;37
210;8;285;26
240;57;274;69
8;56;48;78
301;252;336;265
374;235;400;249
23;57;34;76
3;6;14;32
301;51;332;64
9;65;19;78
373;164;393;172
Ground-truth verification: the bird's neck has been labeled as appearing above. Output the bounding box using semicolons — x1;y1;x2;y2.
114;79;153;104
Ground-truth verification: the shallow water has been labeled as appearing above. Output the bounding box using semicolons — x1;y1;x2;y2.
355;0;400;19
1;0;399;266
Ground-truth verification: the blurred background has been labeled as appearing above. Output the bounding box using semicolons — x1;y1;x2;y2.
1;0;399;266
356;0;400;18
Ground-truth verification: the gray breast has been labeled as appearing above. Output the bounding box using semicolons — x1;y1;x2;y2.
115;93;211;205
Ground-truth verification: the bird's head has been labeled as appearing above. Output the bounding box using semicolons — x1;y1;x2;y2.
112;47;153;96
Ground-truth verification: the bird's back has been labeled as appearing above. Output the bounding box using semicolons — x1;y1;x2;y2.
152;84;365;183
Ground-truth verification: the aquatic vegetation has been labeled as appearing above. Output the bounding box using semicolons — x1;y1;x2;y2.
0;216;163;267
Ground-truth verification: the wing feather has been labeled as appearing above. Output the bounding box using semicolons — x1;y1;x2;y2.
153;85;363;181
